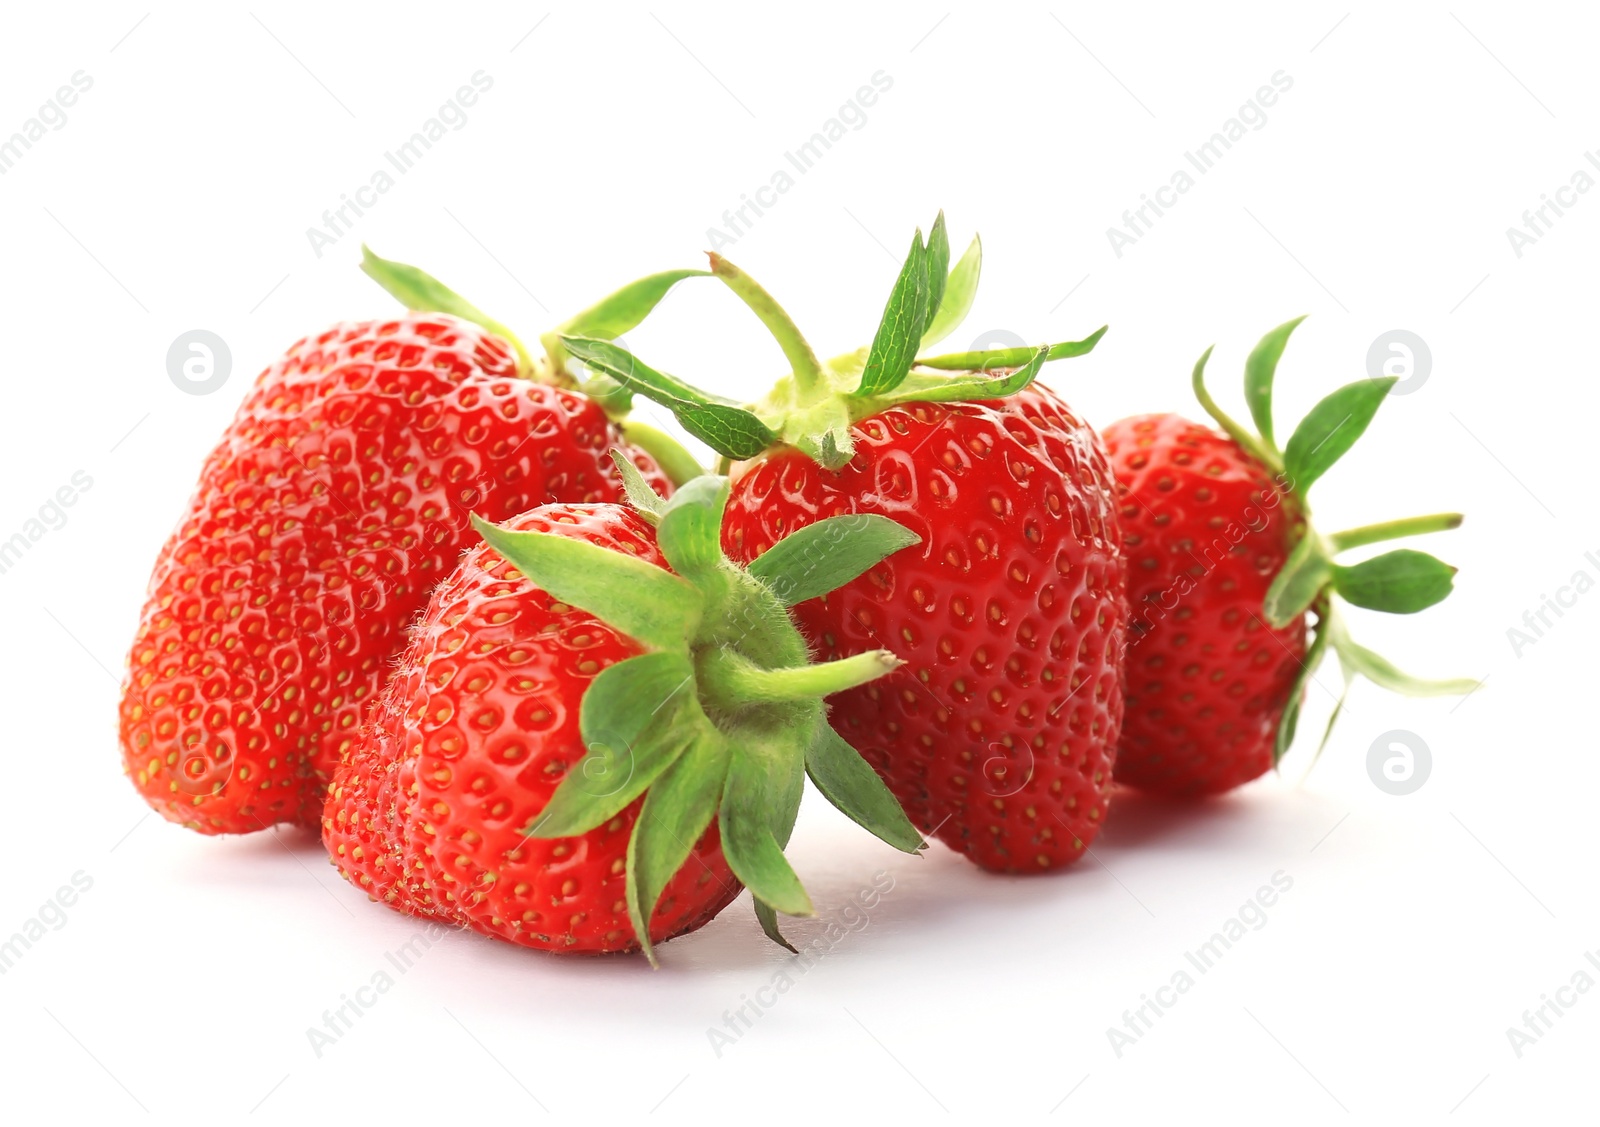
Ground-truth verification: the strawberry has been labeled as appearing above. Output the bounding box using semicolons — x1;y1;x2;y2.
323;462;925;961
564;216;1128;873
1104;319;1475;796
120;249;708;834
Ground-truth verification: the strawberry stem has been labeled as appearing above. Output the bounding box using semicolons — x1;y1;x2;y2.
582;220;1100;474
698;648;901;711
1326;512;1464;553
708;253;827;397
618;421;704;487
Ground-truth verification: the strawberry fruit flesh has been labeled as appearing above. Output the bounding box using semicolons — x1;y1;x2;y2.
1103;414;1306;795
724;386;1128;870
120;316;666;834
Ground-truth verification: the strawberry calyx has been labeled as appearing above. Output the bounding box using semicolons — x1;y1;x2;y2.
359;245;707;483
556;213;1107;470
469;454;926;965
1189;318;1477;763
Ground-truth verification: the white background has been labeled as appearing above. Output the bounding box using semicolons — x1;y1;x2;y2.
0;2;1592;1123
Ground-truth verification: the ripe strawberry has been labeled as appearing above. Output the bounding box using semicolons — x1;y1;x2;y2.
323;465;925;961
1104;413;1307;794
120;250;706;834
565;215;1128;873
1104;319;1474;796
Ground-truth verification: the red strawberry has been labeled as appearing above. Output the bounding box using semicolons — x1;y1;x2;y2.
1103;413;1307;793
1104;319;1474;796
324;466;925;961
565;216;1128;873
120;250;705;834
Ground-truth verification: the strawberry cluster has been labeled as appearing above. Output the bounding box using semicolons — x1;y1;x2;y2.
118;217;1471;962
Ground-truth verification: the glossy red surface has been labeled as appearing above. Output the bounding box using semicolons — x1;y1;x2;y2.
1103;414;1308;796
323;504;739;953
724;386;1128;872
119;317;666;833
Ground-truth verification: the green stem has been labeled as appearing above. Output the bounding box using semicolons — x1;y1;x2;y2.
527;351;578;391
1191;346;1283;474
699;648;900;710
1326;513;1464;553
538;329;569;378
619;421;704;487
708;254;827;397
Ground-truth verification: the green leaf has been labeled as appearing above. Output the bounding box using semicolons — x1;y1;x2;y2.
920;234;981;349
855;229;929;397
753;899;797;953
608;449;666;519
557;269;709;342
543;268;709;377
922;211;950;339
1334;637;1480;697
560;336;724;406
805;724;924;853
360;245;529;370
719;749;813;917
1191;343;1281;472
668;406;774;461
1282;377;1397;494
744;733;807;953
562;336;776;459
881;345;1051;406
626;733;731;966
1332;549;1457;615
582;653;697;750
471;515;702;652
1313;659;1356;762
673;408;779;462
656;476;730;578
767;734;806;848
1242;315;1307;450
1273;613;1328;765
746;514;921;605
914;326;1107;371
525;653;698;837
1262;534;1331;629
811;421;855;471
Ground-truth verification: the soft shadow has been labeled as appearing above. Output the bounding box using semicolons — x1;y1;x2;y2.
452;897;781;984
215;823;327;856
159;822;329;864
165;822;340;893
1096;785;1252;850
